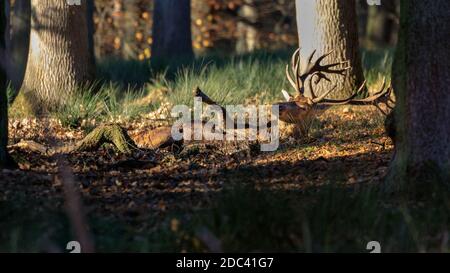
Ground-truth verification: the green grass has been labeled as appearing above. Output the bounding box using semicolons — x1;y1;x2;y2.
361;47;394;86
96;58;151;88
7;84;15;104
9;48;393;127
1;180;448;252
181;185;426;252
146;48;393;108
163;180;449;253
154;55;289;107
53;84;156;129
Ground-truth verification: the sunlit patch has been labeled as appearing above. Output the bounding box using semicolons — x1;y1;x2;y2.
29;31;42;59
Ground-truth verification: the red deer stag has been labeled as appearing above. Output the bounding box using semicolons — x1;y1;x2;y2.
275;48;394;136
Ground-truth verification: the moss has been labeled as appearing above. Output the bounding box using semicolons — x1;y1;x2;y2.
75;124;138;155
9;92;35;118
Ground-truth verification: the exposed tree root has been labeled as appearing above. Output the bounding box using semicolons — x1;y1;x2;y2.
12;124;139;156
75;124;137;154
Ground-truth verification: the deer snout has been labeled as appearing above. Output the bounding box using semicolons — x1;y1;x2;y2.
276;101;311;124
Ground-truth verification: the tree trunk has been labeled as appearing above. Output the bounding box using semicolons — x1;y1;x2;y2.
365;0;399;48
8;0;31;95
4;0;10;50
387;0;450;191
1;0;8;167
295;0;364;99
21;0;95;112
235;1;260;54
86;0;96;69
356;0;368;46
0;0;16;168
151;0;194;60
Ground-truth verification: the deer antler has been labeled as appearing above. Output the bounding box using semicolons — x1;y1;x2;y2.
314;79;395;115
286;48;350;96
277;49;395;127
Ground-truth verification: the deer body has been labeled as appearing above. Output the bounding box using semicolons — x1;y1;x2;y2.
189;48;393;141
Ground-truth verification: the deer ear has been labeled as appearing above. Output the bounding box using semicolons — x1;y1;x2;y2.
281;90;292;102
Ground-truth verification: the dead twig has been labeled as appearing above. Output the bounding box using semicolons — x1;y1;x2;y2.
56;155;95;253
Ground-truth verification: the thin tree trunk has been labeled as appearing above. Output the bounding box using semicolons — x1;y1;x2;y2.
387;0;450;191
236;1;260;54
365;0;399;48
21;0;95;112
151;0;193;60
295;0;364;99
356;0;368;46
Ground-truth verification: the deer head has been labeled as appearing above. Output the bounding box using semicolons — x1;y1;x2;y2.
276;48;394;126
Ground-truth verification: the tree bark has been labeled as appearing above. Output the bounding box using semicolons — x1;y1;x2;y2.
21;0;95;112
387;0;450;191
1;0;8;167
151;0;194;60
0;0;16;168
4;0;10;50
86;0;96;69
8;0;31;95
295;0;364;99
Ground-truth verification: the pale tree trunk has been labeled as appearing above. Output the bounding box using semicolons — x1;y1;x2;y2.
295;0;364;98
387;0;450;191
9;0;31;96
21;0;95;112
236;1;260;54
0;0;16;168
152;0;193;60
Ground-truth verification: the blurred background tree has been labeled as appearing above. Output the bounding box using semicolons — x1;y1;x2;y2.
89;0;398;60
91;0;298;59
364;0;399;49
152;0;193;60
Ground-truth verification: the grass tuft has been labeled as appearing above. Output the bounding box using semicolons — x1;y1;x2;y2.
54;84;156;129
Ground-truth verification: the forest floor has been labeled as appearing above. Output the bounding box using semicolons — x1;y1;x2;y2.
1;50;449;252
2;105;449;252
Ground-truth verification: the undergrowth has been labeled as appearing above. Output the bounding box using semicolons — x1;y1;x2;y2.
9;48;392;127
